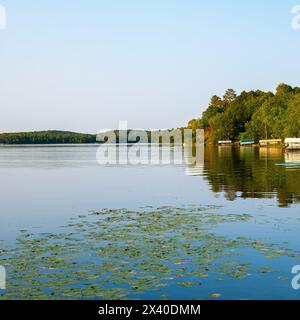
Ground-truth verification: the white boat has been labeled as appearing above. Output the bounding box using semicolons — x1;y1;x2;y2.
284;138;300;151
259;139;282;147
218;140;232;145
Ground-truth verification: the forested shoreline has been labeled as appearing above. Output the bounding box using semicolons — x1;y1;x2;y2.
188;83;300;144
0;131;96;144
0;130;171;145
0;130;153;145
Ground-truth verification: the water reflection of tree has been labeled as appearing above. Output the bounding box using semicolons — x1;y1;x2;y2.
199;146;300;207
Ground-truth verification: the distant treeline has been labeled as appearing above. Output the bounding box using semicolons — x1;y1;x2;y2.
188;83;300;144
0;131;96;144
0;130;175;145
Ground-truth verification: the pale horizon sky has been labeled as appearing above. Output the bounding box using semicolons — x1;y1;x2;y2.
0;0;300;133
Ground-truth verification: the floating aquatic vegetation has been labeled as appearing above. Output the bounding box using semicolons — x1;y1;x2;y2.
208;293;222;299
0;205;296;300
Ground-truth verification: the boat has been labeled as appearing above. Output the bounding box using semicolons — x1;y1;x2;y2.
275;162;300;167
218;140;232;145
240;139;256;146
284;138;300;151
259;139;282;147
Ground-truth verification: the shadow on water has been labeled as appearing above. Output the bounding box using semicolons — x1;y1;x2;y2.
187;146;300;208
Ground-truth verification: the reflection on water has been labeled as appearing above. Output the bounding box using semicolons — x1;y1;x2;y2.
0;145;102;168
285;151;300;164
1;144;300;207
0;144;203;168
187;146;300;207
1;145;300;299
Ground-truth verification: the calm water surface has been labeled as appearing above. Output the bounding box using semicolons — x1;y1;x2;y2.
1;145;300;300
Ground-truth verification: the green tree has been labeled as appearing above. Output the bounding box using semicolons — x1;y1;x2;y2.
223;89;237;105
190;84;300;143
276;83;293;95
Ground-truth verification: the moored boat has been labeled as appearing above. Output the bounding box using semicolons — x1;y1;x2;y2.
218;140;232;145
240;139;256;146
284;138;300;151
259;139;282;147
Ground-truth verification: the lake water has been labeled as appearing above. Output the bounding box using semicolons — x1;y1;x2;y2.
1;145;300;300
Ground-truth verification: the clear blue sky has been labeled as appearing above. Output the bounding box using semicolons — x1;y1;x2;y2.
0;0;299;133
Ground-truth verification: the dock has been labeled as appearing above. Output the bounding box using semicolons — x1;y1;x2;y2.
259;139;282;147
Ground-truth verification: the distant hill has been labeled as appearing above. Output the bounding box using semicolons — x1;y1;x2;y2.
0;129;182;145
0;131;96;144
188;83;300;144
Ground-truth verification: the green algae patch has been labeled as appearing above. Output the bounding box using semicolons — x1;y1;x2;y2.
0;206;296;300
